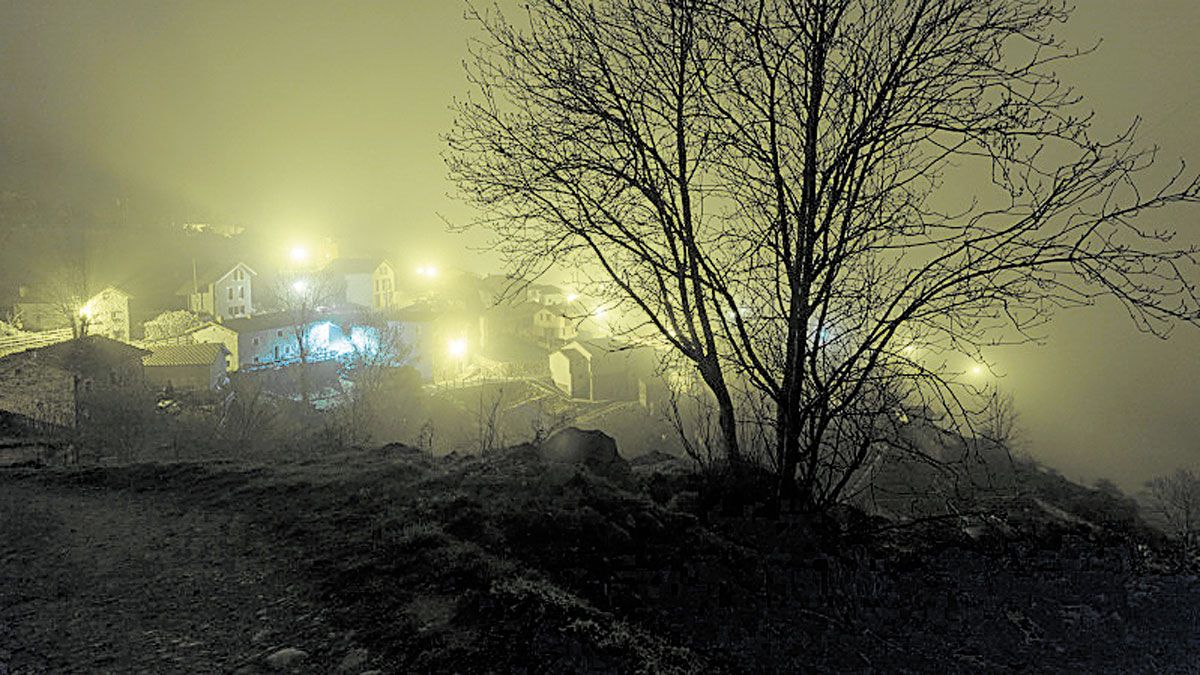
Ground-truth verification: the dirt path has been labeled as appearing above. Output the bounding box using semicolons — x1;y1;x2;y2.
0;480;362;674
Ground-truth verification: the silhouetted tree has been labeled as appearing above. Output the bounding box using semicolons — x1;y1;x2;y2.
449;0;1200;510
1143;469;1200;549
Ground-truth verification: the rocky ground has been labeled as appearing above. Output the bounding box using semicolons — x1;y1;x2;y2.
1;431;1198;673
0;481;377;674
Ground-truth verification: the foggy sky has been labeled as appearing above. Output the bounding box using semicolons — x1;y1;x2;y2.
0;0;1197;489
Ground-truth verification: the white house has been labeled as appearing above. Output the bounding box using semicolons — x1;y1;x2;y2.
177;262;256;321
324;258;397;310
187;322;240;371
80;287;132;343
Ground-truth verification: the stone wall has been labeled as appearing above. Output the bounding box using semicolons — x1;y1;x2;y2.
0;358;76;428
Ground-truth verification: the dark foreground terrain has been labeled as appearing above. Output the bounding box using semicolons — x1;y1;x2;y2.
2;441;1199;673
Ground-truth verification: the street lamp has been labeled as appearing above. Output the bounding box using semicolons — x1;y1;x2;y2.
447;337;468;359
290;245;310;264
292;279;308;294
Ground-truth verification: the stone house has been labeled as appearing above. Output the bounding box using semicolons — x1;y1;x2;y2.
0;336;148;429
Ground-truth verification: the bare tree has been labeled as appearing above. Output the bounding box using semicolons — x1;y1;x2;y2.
143;310;206;343
36;247;92;338
449;0;1200;511
275;272;339;407
1143;469;1200;550
333;319;419;446
219;374;281;453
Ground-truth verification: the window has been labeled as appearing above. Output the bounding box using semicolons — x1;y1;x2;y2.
227;287;234;300
239;286;245;299
252;337;260;346
276;330;283;337
234;268;244;281
273;345;280;360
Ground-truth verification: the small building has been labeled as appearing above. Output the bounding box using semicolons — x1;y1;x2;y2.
143;343;231;391
187;322;241;371
177;262;256;322
0;336;148;429
549;338;659;403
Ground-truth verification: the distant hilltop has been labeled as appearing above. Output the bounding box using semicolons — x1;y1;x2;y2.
181;223;245;238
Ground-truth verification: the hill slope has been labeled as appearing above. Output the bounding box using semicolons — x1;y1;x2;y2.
2;443;1198;673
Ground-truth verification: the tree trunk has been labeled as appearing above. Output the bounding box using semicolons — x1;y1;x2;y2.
775;400;804;510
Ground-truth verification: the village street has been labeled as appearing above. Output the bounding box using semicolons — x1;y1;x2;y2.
0;479;363;674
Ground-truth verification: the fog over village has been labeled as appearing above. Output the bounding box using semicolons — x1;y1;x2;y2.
2;1;1200;673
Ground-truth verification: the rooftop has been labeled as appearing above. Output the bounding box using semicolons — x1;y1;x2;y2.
143;343;229;368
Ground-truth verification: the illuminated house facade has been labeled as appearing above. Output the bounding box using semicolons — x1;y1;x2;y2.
177;262;256;321
81;287;132;342
223;308;432;378
11;285;131;341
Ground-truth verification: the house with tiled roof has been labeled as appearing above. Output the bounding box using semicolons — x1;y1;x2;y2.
0;336;149;429
142;343;230;391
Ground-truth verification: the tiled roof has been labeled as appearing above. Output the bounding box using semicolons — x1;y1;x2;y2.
143;343;229;368
5;335;150;372
174;262;257;296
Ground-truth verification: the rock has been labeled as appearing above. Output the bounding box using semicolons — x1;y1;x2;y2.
630;450;677;467
338;647;369;673
539;427;630;480
265;647;308;670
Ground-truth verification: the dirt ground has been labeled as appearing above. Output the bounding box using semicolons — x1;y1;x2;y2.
0;481;366;674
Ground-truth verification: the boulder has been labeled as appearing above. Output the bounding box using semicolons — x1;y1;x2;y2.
539;427;630;481
265;647;309;670
338;647;369;673
629;450;678;467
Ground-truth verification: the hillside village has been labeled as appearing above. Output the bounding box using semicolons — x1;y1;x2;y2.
0;231;682;463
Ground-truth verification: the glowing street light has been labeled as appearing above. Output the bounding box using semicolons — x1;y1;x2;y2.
566;293;579;302
290;245;310;264
78;304;93;319
291;279;309;294
416;264;439;279
969;363;986;377
447;337;468;359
